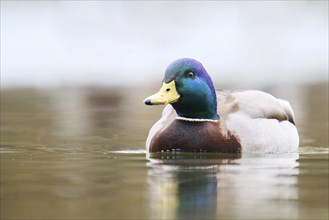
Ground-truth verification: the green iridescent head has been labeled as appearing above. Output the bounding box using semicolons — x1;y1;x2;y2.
144;58;218;120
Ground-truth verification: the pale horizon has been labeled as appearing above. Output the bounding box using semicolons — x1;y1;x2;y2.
1;1;328;88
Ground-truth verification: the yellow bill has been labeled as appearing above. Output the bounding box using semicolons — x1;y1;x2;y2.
144;80;180;105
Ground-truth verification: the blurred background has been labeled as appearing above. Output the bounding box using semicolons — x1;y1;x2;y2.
1;2;329;219
1;1;328;88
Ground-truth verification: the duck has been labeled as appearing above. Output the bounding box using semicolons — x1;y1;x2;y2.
143;58;299;154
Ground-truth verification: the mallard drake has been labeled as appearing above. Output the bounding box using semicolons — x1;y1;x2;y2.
144;58;299;154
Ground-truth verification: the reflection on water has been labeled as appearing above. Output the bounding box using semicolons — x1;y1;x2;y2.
148;164;218;220
147;153;299;219
147;154;240;219
0;83;328;219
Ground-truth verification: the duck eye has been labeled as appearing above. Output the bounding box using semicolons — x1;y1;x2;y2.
186;72;195;79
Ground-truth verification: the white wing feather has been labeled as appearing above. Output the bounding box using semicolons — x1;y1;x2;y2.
218;90;299;153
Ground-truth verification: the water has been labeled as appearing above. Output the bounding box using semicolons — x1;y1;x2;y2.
1;83;328;219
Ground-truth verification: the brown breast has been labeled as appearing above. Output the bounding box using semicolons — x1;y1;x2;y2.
149;119;241;153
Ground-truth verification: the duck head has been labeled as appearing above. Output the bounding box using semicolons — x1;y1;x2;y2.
144;58;218;120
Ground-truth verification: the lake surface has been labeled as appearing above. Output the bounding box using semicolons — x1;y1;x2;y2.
1;83;328;219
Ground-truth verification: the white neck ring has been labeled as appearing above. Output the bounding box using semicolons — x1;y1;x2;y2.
175;116;219;123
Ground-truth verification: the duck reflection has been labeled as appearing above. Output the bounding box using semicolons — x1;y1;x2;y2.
146;153;241;219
